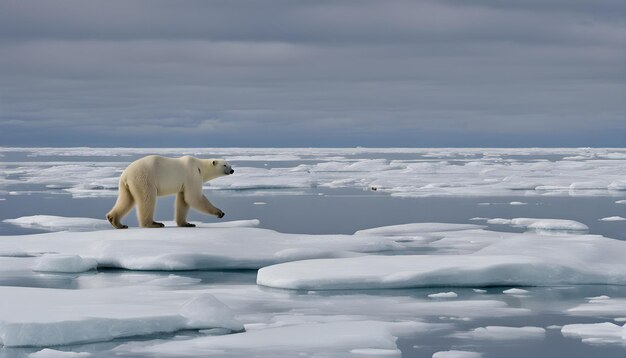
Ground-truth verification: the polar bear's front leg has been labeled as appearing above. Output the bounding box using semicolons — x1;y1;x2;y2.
185;191;225;219
175;192;195;227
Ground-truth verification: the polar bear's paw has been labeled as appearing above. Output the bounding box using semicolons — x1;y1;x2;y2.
179;222;196;228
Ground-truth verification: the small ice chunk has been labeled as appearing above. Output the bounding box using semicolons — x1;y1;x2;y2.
432;351;483;358
179;294;244;332
599;216;626;222
486;218;512;225
503;288;529;295
28;349;92;358
428;292;458;299
454;326;545;340
546;325;562;330
350;348;400;356
586;295;611;301
253;202;267;205
3;215;110;232
616;200;626;204
509;202;527;205
561;322;625;345
473;289;487;293
33;254;97;273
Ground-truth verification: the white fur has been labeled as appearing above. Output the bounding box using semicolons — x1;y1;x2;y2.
106;155;233;228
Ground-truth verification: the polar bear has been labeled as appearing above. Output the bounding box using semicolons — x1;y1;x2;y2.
106;155;234;229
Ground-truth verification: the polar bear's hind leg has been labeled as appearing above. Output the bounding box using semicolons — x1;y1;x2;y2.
106;180;134;229
131;182;164;228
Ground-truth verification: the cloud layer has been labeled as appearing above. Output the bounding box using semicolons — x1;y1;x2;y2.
1;0;625;146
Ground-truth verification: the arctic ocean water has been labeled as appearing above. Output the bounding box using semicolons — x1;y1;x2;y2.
1;147;626;357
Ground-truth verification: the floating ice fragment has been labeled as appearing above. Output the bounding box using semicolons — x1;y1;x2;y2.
453;326;545;340
116;320;432;357
28;349;92;358
586;295;611;301
428;292;458;299
509;202;527;205
561;322;626;345
599;216;626;221
503;288;529;295
33;254;97;273
0;286;240;347
616;200;626;204
432;351;482;358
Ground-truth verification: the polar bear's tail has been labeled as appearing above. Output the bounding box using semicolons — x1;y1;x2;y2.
106;177;134;229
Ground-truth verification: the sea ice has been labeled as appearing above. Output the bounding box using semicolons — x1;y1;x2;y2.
0;216;401;270
561;322;626;345
28;349;92;358
432;351;482;358
116;320;433;357
599;216;626;221
428;292;458;299
0;286;242;347
257;224;626;289
3;215;110;232
503;288;529;295
33;254;97;273
486;218;589;232
452;326;545;340
4;147;626;198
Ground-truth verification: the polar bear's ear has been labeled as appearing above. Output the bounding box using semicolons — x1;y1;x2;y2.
212;160;217;166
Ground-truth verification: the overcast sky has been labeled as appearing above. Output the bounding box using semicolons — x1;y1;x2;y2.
1;0;625;147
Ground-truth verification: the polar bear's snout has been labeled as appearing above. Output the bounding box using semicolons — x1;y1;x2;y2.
229;169;235;175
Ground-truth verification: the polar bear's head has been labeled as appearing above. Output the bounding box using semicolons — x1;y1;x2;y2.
212;159;235;176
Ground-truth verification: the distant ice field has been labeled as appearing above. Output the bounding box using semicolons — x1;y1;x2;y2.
1;147;626;358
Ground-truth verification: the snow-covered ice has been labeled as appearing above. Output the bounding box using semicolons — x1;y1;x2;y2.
599;216;626;221
116;320;434;357
33;254;97;273
452;326;546;340
485;218;589;232
428;292;458;299
0;285;242;347
432;351;482;358
28;349;92;358
3;215;111;232
257;223;626;289
561;322;626;345
0;217;400;270
3;147;626;198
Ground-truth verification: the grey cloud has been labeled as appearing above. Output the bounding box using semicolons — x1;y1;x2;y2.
0;0;625;147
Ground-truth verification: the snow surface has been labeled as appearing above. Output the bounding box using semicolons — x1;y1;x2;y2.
0;217;398;270
561;322;626;345
486;218;589;232
0;285;242;347
258;222;626;289
116;320;433;357
3;215;110;232
3;147;626;198
33;254;97;273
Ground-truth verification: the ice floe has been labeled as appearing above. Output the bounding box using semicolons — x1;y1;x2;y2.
485;217;589;232
28;349;92;358
116;320;435;357
452;326;545;340
3;215;111;232
0;286;242;347
599;216;626;221
0;217;401;270
432;351;482;358
561;322;626;345
33;254;97;273
428;292;458;299
257;222;626;289
3;147;626;198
